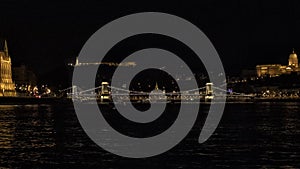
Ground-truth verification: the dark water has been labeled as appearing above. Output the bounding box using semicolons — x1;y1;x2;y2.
0;102;300;168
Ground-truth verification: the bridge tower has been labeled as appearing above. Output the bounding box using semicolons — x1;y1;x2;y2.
205;83;214;101
72;86;78;94
68;86;78;98
205;83;213;96
100;82;110;102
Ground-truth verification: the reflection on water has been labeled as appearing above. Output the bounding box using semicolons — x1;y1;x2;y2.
0;103;299;168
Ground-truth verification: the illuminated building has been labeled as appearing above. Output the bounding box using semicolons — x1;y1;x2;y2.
288;49;298;68
0;39;16;96
256;49;300;77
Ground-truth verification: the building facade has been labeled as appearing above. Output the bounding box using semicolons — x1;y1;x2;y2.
256;49;300;77
0;40;16;96
288;49;298;68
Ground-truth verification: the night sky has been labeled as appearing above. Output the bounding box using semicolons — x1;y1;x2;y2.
1;0;300;87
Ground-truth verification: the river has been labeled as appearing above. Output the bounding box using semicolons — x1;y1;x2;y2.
0;102;299;168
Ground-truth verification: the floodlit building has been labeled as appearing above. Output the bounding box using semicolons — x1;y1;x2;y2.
288;49;298;68
0;39;16;96
256;49;300;77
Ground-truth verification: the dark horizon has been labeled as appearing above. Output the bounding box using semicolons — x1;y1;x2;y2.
1;0;300;86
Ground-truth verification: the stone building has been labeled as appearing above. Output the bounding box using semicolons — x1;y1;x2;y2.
0;39;16;96
256;49;300;77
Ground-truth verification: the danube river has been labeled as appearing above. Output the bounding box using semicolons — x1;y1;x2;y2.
0;102;299;168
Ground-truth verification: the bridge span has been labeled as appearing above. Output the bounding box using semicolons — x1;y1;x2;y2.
60;82;255;103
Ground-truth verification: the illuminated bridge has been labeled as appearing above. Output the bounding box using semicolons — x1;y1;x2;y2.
60;82;255;103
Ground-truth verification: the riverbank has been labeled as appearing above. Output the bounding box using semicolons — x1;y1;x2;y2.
1;96;300;105
0;97;72;105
